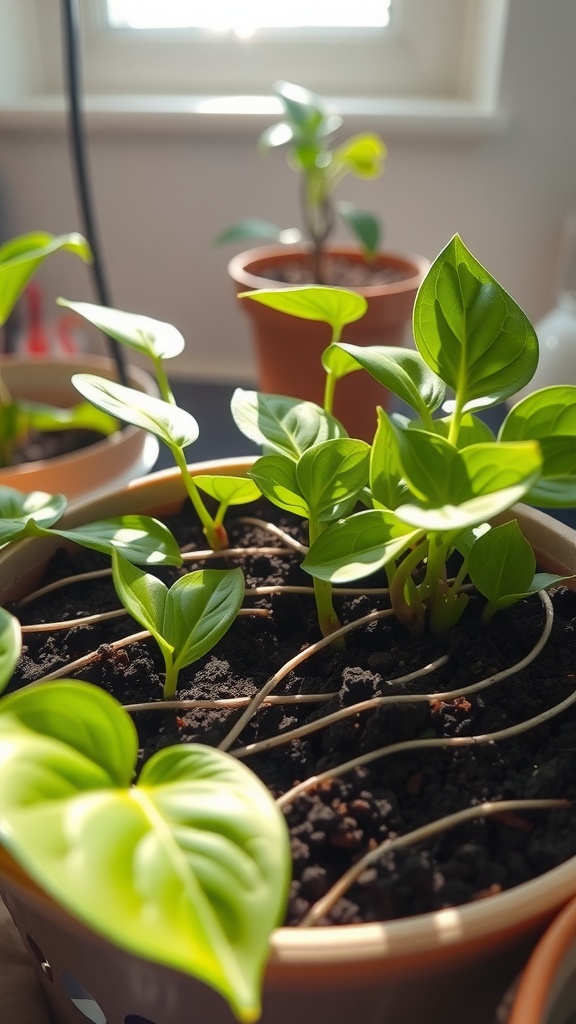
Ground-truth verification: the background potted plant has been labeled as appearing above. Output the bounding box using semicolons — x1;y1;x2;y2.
218;80;430;439
0;231;159;500
0;235;576;1024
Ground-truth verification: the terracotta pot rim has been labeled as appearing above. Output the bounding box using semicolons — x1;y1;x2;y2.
506;894;576;1023
228;243;431;297
0;354;159;494
1;459;575;972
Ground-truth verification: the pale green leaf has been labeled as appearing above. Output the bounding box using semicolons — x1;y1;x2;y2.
332;134;387;179
231;389;347;460
302;509;421;583
167;568;245;673
72;374;199;450
111;550;171;654
239;286;367;340
0;232;92;327
58;300;185;360
21;399;116;437
248;455;309;517
468;520;536;601
296;438;370;521
370;408;405;510
0;682;290;1023
500;385;576;441
193;475;261;507
214;218;288;245
54;515;183;566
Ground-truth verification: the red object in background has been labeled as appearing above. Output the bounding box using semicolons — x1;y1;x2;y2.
16;282;84;357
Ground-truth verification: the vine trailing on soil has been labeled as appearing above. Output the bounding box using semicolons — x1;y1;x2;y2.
0;232;576;1022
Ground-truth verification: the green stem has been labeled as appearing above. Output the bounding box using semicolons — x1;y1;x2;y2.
163;656;179;700
309;516;342;640
323;371;336;415
172;445;228;550
447;395;465;447
388;539;428;632
153;355;176;406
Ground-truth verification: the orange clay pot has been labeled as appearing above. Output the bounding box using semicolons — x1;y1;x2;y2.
0;462;576;1024
504;894;576;1024
228;244;430;441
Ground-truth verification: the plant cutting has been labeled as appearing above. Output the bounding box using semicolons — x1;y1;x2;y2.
0;234;576;1024
0;231;161;500
219;81;429;438
216;79;387;285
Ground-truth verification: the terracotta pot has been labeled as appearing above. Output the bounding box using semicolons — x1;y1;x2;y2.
228;244;430;441
502;895;576;1024
0;355;159;502
0;462;575;1024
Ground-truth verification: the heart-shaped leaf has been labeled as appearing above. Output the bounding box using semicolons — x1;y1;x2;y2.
296;438;370;522
414;235;538;409
73;374;199;450
239;286;367;342
231;389;346;460
193;475;261;507
0;681;290;1023
59;300;185;360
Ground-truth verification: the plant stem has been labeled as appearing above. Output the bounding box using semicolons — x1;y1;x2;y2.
171;445;228;550
153;355;176;406
388;540;428;632
309;516;342;639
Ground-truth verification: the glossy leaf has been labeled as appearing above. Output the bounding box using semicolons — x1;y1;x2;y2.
416;412;495;447
395;429;457;505
0;232;92;326
0;681;290;1023
72;374;199;450
370;408;406;510
500;385;576;441
413;235;538;409
0;608;21;695
249;455;309;518
296;438;370;521
54;515;182;566
0;487;67;545
231;389;347;460
303;509;422;584
59;299;185;360
335;343;446;417
238;286;367;340
523;436;576;507
193;475;262;507
112;554;245;696
468;521;535;601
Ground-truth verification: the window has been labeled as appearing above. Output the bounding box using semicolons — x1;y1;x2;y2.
105;1;392;32
23;0;507;111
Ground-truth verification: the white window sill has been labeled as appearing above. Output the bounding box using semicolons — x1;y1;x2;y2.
0;94;507;140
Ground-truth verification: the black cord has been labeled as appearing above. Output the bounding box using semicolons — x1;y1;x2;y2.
60;0;128;384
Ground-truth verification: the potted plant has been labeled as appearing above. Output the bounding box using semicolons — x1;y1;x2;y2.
0;234;575;1024
0;231;159;500
217;80;429;439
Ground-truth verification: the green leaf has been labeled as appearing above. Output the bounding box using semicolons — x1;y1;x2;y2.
231;389;347;460
0;487;67;547
370;408;406;510
214;218;289;245
249;455;309;518
111;550;172;657
337;202;380;259
335;343;446;417
193;475;262;507
0;232;92;327
332;134;387;179
238;286;367;341
302;509;422;584
468;521;536;602
54;515;183;566
415;412;495;447
0;681;290;1023
0;608;21;695
395;429;458;505
21;399;116;437
296;438;370;522
72;374;199;450
58;300;185;360
500;385;576;441
413;235;539;410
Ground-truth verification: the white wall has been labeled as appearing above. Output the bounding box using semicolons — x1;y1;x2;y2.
0;0;575;382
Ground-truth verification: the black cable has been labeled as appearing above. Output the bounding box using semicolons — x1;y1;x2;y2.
60;0;128;384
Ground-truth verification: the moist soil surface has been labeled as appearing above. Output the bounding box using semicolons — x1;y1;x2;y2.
10;499;576;928
257;254;410;289
12;428;106;465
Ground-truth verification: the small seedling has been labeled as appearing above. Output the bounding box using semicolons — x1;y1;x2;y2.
111;552;245;697
216;80;386;284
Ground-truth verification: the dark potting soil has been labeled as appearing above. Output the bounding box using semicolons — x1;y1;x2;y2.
258;255;410;289
9;498;576;928
12;428;106;465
